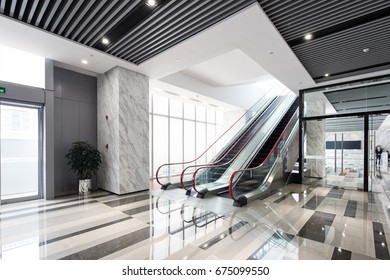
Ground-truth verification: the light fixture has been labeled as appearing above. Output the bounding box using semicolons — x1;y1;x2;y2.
324;73;330;77
363;48;370;53
146;0;157;7
81;59;88;64
304;33;313;40
102;37;110;45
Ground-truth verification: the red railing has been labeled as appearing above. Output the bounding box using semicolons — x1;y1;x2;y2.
155;85;285;187
189;92;290;194
228;106;299;202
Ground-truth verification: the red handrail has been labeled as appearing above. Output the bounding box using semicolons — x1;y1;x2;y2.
190;92;290;194
155;84;285;186
228;105;299;202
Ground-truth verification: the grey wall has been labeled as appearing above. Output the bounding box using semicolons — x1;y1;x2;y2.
54;67;97;196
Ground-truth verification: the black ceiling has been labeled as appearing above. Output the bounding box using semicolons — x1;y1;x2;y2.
258;0;390;83
0;0;257;65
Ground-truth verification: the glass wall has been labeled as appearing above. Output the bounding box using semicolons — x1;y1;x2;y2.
150;91;224;179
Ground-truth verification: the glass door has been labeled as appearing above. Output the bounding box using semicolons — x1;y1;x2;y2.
0;101;42;204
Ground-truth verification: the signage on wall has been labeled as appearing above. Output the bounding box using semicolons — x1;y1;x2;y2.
0;87;5;94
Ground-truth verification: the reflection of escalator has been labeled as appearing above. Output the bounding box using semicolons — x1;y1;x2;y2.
232;99;299;198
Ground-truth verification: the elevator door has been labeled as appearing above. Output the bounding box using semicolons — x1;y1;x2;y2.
0;102;42;203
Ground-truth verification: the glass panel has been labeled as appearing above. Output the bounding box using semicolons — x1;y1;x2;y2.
153;115;168;176
183;120;195;167
304;117;364;190
153;95;168;115
207;108;215;123
206;123;216;162
184;102;195;120
170;99;182;118
169;118;183;175
196;122;206;165
196;105;206;122
1;105;39;200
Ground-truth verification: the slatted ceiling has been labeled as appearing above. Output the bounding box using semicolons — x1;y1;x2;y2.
325;116;385;132
0;0;256;65
107;0;188;56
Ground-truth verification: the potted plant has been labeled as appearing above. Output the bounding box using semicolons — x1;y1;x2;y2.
65;141;102;195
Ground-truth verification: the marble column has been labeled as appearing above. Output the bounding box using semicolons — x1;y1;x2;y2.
305;93;326;178
97;66;149;194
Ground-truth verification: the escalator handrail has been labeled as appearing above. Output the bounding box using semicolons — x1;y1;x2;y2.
228;104;299;202
190;92;291;194
155;84;285;186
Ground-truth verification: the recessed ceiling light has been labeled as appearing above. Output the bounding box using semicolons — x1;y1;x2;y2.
102;37;110;45
304;33;313;40
81;59;88;64
324;73;330;77
146;0;157;6
363;48;370;53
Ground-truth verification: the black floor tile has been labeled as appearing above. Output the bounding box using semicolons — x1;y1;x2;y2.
302;195;325;210
297;211;336;243
344;200;357;218
331;247;352;260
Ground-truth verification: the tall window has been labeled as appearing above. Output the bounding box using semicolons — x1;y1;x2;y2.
150;91;224;178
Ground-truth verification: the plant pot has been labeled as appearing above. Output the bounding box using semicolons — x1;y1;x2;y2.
79;179;91;195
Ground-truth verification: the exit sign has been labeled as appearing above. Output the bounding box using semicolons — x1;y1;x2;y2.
0;87;5;94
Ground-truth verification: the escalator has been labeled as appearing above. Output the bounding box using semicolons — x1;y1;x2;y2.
183;96;283;193
193;95;298;199
228;98;299;207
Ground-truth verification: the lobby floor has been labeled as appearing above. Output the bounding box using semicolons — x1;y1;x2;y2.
0;178;389;260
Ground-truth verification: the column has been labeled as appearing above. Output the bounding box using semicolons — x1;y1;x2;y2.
97;66;149;194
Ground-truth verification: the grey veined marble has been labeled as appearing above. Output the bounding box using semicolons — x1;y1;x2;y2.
97;66;149;194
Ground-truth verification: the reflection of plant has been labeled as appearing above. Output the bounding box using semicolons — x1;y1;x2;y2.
65;141;102;179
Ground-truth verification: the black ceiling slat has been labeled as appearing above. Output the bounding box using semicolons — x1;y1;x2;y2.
57;0;85;36
3;0;11;15
18;0;28;20
117;0;215;59
76;0;119;43
261;0;310;17
109;0;199;56
11;0;22;19
33;1;50;27
133;0;255;64
86;0;141;47
64;0;95;38
70;1;106;41
26;0;39;24
50;0;74;33
42;0;62;30
9;0;16;17
0;0;5;14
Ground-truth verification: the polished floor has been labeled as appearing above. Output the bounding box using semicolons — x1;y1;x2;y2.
0;177;389;260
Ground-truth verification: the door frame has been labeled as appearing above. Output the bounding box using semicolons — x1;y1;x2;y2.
0;99;44;205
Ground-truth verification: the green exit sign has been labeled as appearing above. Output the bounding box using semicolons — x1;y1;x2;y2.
0;87;5;94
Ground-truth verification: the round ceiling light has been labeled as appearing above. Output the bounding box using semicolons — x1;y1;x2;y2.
324;73;330;77
304;33;313;40
363;48;370;53
102;37;110;45
81;59;88;64
146;0;157;6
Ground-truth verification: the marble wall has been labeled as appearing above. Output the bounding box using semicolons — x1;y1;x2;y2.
97;67;149;194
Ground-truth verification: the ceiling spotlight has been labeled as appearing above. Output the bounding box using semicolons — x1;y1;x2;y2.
102;37;110;45
304;33;313;40
146;0;157;6
81;59;88;64
324;73;330;77
363;48;370;53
